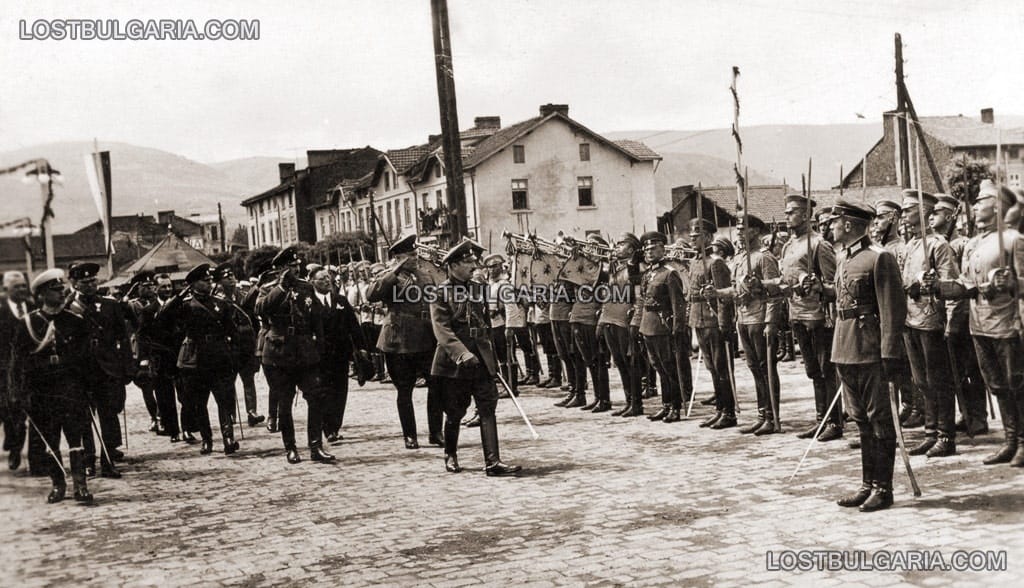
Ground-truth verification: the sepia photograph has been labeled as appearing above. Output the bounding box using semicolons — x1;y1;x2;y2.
1;0;1022;585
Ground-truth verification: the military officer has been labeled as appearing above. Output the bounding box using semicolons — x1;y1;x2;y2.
931;194;989;437
68;261;132;477
431;239;521;476
551;276;581;407
929;182;1024;467
825;198;907;512
713;214;783;434
13;269;94;503
763;195;842;441
124;271;162;433
368;262;388;382
366;234;444;449
639;230;688;423
157;264;240;456
898;190;959;457
255;247;334;464
690;219;736;429
600;233;644;417
482;253;512;394
531;301;562;389
214;263;266;427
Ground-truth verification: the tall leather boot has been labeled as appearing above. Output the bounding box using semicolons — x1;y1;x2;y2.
69;449;93;504
480;415;520;477
860;438;895;512
222;423;239;455
648;403;671;421
443;418;461;465
46;461;66;504
539;356;562;389
554;387;576;407
397;399;419;449
837;435;874;507
310;440;337;463
1011;392;1024;467
427;386;444;447
984;395;1018;465
710;410;737;429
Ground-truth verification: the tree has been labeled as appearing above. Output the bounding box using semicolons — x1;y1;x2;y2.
311;231;375;264
243;245;280;278
944;155;994;205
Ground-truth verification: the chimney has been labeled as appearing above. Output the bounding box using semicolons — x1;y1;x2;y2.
981;108;994;124
539;104;569;117
474;116;501;129
279;162;296;181
428;133;442;144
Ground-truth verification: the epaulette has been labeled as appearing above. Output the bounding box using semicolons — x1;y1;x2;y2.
868;244;888;255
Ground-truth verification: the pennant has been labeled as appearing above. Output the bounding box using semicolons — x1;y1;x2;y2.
513;251;533;288
84;151;113;255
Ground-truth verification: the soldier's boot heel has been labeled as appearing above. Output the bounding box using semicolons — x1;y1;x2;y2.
858;485;893;512
46;464;66;504
985;396;1018;465
837;484;873;508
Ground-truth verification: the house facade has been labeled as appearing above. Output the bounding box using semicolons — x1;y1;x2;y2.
842;108;1024;193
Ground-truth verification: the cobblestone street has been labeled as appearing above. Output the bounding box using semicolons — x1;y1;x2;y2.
2;359;1022;587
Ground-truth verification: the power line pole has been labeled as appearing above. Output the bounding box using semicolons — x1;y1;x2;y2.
431;0;469;244
895;33;911;189
218;202;226;253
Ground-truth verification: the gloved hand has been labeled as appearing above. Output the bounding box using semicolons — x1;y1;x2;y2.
458;354;481;370
799;273;820;295
700;283;718;300
743;274;765;297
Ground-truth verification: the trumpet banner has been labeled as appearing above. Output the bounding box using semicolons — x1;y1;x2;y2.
529;251;566;286
513;251;533;288
558;253;601;286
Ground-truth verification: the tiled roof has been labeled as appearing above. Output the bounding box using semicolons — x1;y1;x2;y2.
612;140;662;161
116;232;212;276
919;115;1024;148
462;112;661;169
386;145;433;174
684;184;790;222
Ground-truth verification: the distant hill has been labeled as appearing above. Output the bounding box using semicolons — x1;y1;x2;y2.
608;115;1024;192
654;152;776;198
0;142;291;233
607;124;880;191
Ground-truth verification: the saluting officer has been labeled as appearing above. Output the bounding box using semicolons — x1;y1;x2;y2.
366;234;444;449
897;190;959;458
213;262;266;427
255;247;333;464
157;264;240;456
13;269;95;503
67;262;132;477
825;198;907;512
639;231;688;423
763;195;842;441
929;182;1024;467
431;239;521;476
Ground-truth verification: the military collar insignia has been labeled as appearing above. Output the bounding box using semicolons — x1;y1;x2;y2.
845;236;871;257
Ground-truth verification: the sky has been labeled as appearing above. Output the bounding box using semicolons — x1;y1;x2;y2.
1;0;1022;163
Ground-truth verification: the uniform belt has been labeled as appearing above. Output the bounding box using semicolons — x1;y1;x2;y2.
836;305;878;320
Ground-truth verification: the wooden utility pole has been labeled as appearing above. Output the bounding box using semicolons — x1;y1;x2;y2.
431;0;469;243
217;202;226;252
895;33;911;189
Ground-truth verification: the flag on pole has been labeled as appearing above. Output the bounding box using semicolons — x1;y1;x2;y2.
84;151;113;255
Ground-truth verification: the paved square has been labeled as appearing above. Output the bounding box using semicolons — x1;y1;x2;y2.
2;360;1022;586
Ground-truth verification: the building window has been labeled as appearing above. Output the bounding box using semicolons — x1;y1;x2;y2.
276;220;282;242
579;143;590;161
259;202;264;215
288;193;293;207
512;179;529;210
386;201;393;231
422;193;429;210
251;226;257;245
329;214;336;234
1010;173;1021;188
211;225;218;241
261;224;267;243
377;206;384;231
436;189;443;208
404;199;412;227
435;165;442;179
359;208;365;231
385;172;391;192
321;217;327;236
577;176;594;207
513;145;525;164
